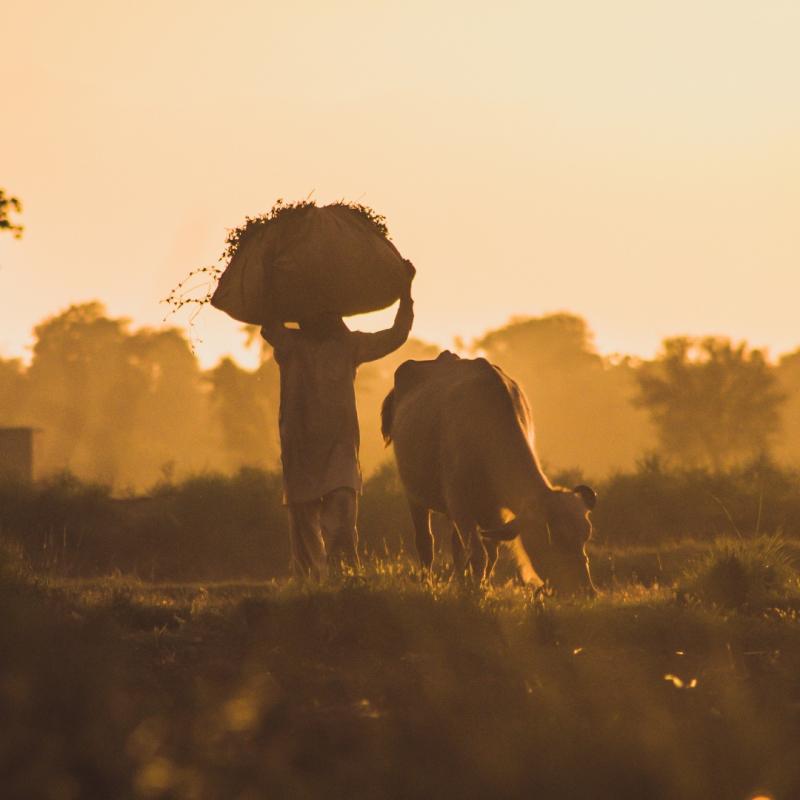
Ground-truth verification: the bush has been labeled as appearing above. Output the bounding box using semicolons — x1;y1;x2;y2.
0;469;289;581
359;462;414;558
0;473;114;573
679;535;799;609
2;460;800;581
591;457;800;546
0;539;34;590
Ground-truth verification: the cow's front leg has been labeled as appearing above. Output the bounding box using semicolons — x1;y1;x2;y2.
467;528;489;583
453;520;487;583
484;537;500;581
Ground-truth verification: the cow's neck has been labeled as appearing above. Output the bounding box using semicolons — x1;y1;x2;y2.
507;438;553;512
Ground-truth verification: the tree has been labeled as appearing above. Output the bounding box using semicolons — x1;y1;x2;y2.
207;357;281;471
123;327;219;481
0;357;27;425
474;313;654;476
26;302;219;486
0;189;23;238
775;349;800;466
635;337;784;470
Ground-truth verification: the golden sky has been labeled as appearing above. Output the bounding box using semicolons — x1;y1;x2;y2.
2;0;799;367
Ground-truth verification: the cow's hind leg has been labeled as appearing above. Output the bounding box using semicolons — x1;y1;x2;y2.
409;501;434;572
451;523;466;577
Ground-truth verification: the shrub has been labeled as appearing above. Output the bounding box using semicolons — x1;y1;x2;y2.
679;535;798;609
2;460;800;581
0;469;289;580
591;458;800;546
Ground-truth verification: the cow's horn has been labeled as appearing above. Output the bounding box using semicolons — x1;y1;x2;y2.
573;484;597;510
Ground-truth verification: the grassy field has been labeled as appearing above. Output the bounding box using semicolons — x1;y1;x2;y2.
3;538;800;800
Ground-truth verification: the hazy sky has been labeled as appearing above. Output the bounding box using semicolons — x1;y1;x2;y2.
2;0;799;368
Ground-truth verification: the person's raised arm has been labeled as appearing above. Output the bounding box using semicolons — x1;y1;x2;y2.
353;260;415;364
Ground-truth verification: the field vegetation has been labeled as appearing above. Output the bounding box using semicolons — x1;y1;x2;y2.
3;539;800;799
2;459;798;582
3;462;800;798
4;292;800;797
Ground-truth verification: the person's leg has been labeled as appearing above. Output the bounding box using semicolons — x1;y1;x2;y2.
408;500;434;571
287;500;327;580
321;488;360;570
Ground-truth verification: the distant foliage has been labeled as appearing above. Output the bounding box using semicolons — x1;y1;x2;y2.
776;349;800;465
635;337;785;469
474;313;655;476
22;302;223;484
207;356;281;470
0;188;23;238
5;305;800;490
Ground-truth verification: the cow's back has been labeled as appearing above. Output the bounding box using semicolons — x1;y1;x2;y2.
388;353;536;519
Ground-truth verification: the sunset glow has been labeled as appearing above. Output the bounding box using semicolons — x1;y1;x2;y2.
2;0;799;367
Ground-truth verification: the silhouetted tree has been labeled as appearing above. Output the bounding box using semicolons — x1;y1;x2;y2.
0;189;23;238
474;313;654;476
124;327;219;481
635;337;784;470
776;349;800;467
0;357;27;425
25;303;219;486
207;357;281;471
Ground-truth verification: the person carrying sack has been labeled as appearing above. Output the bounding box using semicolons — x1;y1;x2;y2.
261;260;415;579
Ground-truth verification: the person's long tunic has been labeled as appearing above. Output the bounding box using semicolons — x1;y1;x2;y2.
262;298;413;504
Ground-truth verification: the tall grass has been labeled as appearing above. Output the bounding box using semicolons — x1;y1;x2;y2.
3;555;800;798
1;459;799;581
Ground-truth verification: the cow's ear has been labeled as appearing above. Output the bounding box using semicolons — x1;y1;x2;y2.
573;485;597;510
480;517;523;541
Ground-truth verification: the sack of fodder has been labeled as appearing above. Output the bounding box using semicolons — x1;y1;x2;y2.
210;200;409;324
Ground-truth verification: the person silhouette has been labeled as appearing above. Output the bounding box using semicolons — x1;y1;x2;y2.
261;261;415;578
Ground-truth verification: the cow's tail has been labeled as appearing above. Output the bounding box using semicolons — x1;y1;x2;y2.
381;388;396;446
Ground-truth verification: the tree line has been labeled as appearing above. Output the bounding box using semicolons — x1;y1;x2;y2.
0;302;797;489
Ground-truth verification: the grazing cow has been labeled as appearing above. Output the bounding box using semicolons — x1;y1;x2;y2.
381;351;597;594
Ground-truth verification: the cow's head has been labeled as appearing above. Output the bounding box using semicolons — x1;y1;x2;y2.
483;485;597;596
537;485;597;596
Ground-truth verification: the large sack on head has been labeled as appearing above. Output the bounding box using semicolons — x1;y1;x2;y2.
211;203;409;324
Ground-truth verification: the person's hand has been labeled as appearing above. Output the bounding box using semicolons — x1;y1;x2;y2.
401;259;415;299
